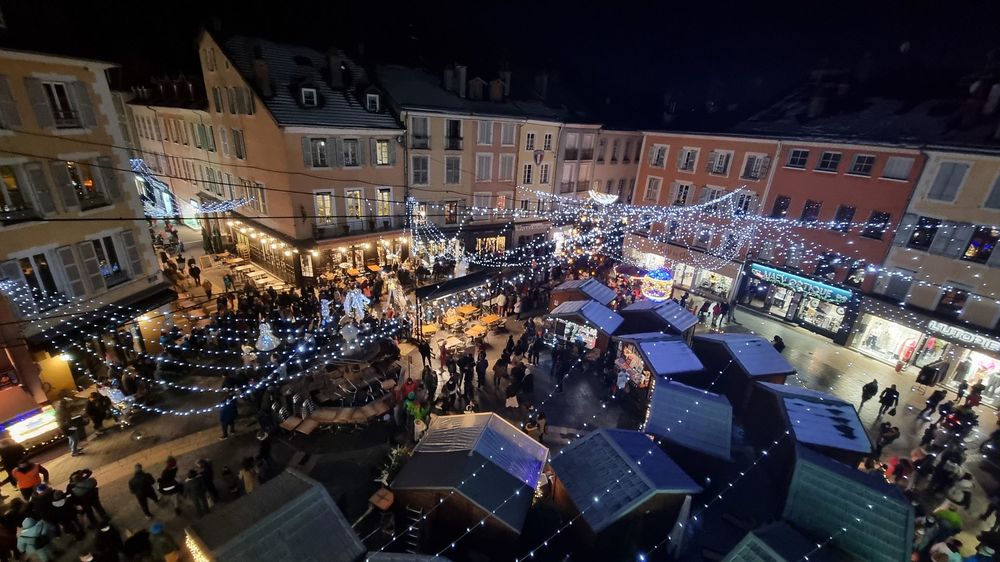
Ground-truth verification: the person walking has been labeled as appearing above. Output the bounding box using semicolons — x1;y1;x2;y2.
956;380;969;402
16;517;55;562
417;339;432;368
128;464;159;519
860;379;879;411
219;399;237;439
196;458;219;505
918;389;948;419
189;264;202;286
9;460;48;501
183;469;210;516
529;336;544;366
771;335;785;353
55;402;83;457
878;384;900;417
157;457;183;515
68;468;110;528
475;355;488;390
202;279;214;299
85;392;110;436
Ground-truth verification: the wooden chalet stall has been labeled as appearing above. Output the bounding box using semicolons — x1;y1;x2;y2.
689;334;795;413
547;300;624;353
548;279;617;310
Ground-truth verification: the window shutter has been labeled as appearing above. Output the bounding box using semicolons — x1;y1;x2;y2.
697;186;712;204
326;138;338;168
55;245;87;298
369;139;377;165
0;76;22;128
48;161;78;210
705;151;719;172
24;163;56;215
23;77;54;129
96;157;121;199
668;183;680;206
332;138;344;167
675;151;684;169
647;146;656;166
70;82;97;127
389;140;397;165
358;140;367;166
76;241;105;293
301;137;312;167
0;260;33;317
927;222;957;255
945;223;976;258
892;213;918;247
759;156;771;176
120;229;144;277
943;165;966;201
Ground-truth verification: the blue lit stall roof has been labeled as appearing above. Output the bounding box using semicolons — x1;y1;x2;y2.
549;300;624;336
620;299;698;334
645;381;732;460
613;333;704;376
694;334;796;377
757;382;871;455
552;279;618;306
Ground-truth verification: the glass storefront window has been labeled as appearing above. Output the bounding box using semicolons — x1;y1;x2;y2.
693;270;732;299
851;314;924;364
797;298;846;332
946;349;1000;406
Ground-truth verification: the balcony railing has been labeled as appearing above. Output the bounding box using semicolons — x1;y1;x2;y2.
411;136;430;149
0;206;42;226
313;216;402;240
445;137;463;150
559;181;574;194
79;191;111;211
102;269;130;289
575;181;589;192
54;110;81;129
563;148;579;160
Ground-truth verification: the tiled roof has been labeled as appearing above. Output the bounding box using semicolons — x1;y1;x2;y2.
646;380;732;460
549;300;624;335
551;429;701;533
552;279;617;306
695;334;796;377
221;35;401;130
757;382;871;456
621;299;698;334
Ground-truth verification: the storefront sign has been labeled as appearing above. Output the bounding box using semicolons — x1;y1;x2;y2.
749;264;852;304
927;320;1000;353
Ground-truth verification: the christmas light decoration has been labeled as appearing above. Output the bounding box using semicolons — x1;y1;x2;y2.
640;268;675;302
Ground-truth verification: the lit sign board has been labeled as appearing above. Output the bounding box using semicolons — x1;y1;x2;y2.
927;320;1000;353
749;264;853;304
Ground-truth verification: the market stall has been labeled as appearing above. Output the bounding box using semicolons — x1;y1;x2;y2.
618;299;698;339
413;271;500;352
549;279;617;310
612;333;704;410
689;334;796;413
0;387;61;451
547;300;624;353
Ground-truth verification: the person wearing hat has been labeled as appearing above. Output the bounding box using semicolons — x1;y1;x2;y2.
47;489;84;540
16;517;54;561
149;522;180;562
69;468;109;528
128;464;159;519
9;460;48;501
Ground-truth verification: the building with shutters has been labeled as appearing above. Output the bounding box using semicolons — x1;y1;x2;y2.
0;47;165;416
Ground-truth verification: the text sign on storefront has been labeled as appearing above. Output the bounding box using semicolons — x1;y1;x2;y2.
927;320;1000;353
749;264;853;304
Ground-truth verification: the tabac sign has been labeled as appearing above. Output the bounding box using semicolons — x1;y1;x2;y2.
749;263;853;304
927;320;1000;353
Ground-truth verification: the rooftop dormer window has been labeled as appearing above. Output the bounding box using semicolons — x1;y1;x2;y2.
301;88;318;107
366;93;380;112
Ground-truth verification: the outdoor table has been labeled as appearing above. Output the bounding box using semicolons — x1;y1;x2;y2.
254;278;269;288
347;268;361;277
444;336;465;350
367;264;381;272
442;316;461;327
480;313;501;326
421;324;438;336
456;304;478;316
320;272;336;281
234;265;254;272
465;324;487;338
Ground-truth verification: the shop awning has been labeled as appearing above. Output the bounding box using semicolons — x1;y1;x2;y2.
26;282;177;352
549;300;624;336
0;387;41;426
415;271;493;303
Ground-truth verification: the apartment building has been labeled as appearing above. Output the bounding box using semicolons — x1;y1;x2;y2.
626;132;780;307
0;48;165;424
592;129;642;204
514;119;562;247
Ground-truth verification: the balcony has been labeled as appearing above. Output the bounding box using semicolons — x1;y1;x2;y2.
102;269;130;289
580;149;594;160
313;216;402;240
54;109;81;129
79;191;111;211
0;205;42;226
575;181;589;193
445;137;463;150
559;181;574;194
563;148;579;160
411;136;430;149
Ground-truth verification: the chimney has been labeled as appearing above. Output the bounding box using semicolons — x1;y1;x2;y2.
488;79;503;102
455;65;467;98
252;49;273;98
499;70;511;96
443;66;455;92
468;78;484;101
328;49;345;89
534;72;548;100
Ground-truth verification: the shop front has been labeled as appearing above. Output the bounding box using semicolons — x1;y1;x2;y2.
227;219;301;285
851;297;1000;407
738;263;860;345
513;220;551;251
622;235;740;303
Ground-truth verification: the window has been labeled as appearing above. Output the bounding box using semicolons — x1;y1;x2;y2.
770;197;790;218
815;152;842;172
741;154;770;180
706;151;732;175
496;192;513;211
212;87;223;113
227;87;237;114
206;126;216;152
814;252;841;280
564;133;579;159
677;148;698;171
64;161;109;210
477;121;493;145
308;138;328;167
962;226;1000;264
499;154;515;182
644;177;662;203
671;183;691;206
650;145;667;167
928;162;969;202
596;139;607;162
232;129;246;159
623;140;633;163
301;88;318;107
342;139;360;167
375;140;391;166
445;156;461;184
524;132;536;151
366;93;380;112
907;216;941;249
92;236;127;287
314;192;335;224
411;156;429;185
539;164;550;184
473;193;491;208
610;140;620;163
543;133;553;151
800;200;822;222
786;149;809;168
821;205;853;233
375;188;391;220
617;179;626;197
844;261;868;288
42;82;78;128
882;156;915;180
581;135;595;159
633;141;643;162
445;119;462;150
849;154;876;175
444;201;459;224
344;189;363;224
937;284;970;315
522;164;533;185
861;211;891;239
475;154;493;182
18;253;61;307
500;122;515;146
0;165;38;222
734;192;758;215
411;117;429;149
984;174;1000;210
220;128;230;156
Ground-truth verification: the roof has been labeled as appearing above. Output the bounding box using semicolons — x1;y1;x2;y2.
783;446;913;562
364;554;452;561
758;382;871;456
415;271;492;302
221;35;400;130
620;299;698;334
549;300;624;335
552;279;617;306
614;333;704;377
392;413;548;533
645;381;732;460
188;469;365;562
724;521;837;562
694;334;796;377
551;429;701;533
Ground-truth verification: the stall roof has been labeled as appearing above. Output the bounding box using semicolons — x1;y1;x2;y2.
724;521;838;562
784;446;913;562
621;299;698;333
645;381;732;460
614;333;704;376
552;279;617;305
392;413;548;533
414;271;492;303
187;469;365;562
694;334;795;377
0;387;41;425
758;382;871;456
549;300;624;335
551;429;701;533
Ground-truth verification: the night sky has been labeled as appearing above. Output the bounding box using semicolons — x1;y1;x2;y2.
3;0;998;128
